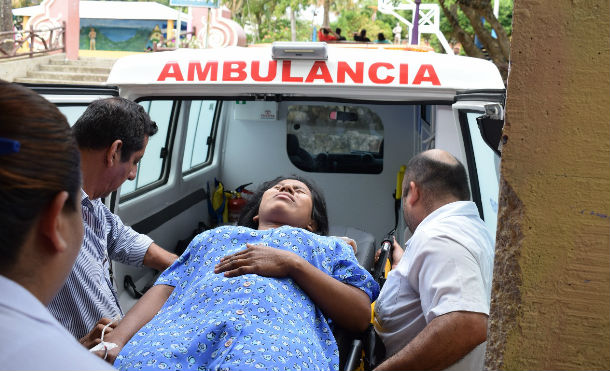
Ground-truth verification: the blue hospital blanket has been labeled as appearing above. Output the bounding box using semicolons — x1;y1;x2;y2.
115;225;379;371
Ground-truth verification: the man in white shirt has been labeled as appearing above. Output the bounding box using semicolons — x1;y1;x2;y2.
374;149;495;370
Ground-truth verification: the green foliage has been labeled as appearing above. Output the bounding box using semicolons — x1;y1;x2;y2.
433;0;512;53
255;18;312;43
331;0;512;52
238;0;313;43
332;1;396;42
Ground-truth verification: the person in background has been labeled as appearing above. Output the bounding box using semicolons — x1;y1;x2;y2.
48;97;178;348
335;27;346;41
88;28;96;50
392;23;402;44
374;149;494;370
359;29;371;42
0;81;115;370
376;33;391;44
318;26;339;42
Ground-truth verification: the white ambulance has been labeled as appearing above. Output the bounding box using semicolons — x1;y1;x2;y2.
32;42;504;367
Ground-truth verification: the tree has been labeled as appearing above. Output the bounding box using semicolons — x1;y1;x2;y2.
437;0;511;81
332;0;512;80
1;0;11;32
1;0;13;54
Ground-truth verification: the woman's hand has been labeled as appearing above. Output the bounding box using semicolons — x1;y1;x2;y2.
92;344;122;364
214;243;301;278
217;243;372;332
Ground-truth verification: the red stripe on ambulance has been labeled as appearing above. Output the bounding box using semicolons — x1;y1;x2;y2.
157;60;441;86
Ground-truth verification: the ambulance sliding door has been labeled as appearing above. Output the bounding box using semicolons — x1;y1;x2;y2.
451;93;505;240
113;98;221;312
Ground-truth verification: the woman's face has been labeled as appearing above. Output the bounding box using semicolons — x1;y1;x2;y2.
254;179;316;232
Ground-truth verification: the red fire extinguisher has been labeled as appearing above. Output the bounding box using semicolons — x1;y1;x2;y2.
228;183;252;223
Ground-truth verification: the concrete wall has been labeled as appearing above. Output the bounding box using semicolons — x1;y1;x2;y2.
0;53;64;82
486;1;610;370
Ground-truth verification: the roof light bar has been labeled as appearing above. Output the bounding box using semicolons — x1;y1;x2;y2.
271;42;328;60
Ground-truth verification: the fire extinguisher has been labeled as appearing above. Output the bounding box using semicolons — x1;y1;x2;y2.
228;183;252;223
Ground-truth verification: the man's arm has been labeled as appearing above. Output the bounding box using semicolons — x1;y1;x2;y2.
142;242;178;271
374;311;488;371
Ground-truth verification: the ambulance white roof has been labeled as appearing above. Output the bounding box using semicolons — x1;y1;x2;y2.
108;45;505;101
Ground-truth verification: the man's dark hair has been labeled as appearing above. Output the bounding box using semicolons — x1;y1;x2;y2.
404;152;470;203
72;97;158;162
335;28;341;34
237;175;329;236
322;28;330;35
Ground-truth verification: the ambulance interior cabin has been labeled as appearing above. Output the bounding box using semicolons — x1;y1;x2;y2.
43;43;504;318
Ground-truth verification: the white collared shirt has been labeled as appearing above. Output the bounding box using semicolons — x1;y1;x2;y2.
0;275;115;370
374;201;494;370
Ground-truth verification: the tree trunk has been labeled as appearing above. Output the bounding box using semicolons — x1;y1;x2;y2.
290;7;296;41
322;0;330;28
0;0;14;55
0;0;10;32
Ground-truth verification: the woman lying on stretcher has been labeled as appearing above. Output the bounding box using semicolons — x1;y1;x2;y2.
99;175;379;371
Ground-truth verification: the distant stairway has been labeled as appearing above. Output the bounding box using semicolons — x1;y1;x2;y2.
14;56;116;85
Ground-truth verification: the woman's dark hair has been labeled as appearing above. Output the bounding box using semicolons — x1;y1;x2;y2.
72;97;158;162
237;175;329;236
0;81;81;272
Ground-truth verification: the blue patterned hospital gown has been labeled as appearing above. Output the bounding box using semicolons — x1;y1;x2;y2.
114;225;379;371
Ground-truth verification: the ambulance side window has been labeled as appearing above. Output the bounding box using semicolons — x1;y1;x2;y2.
182;100;218;173
121;100;175;198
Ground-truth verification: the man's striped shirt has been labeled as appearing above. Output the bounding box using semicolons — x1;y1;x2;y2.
48;191;152;339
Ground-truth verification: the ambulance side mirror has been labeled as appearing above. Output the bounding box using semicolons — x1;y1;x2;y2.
476;104;504;156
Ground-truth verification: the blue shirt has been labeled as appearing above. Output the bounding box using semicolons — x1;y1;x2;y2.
48;190;152;339
115;225;379;371
0;275;116;371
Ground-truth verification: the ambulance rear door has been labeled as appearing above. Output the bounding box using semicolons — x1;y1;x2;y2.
448;90;505;239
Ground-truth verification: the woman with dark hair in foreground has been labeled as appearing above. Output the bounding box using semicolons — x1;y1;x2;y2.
0;81;114;370
104;175;379;370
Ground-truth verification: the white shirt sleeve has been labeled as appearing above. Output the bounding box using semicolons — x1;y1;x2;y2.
407;234;490;323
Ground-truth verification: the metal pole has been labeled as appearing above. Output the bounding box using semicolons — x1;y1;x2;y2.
29;24;33;57
204;8;210;48
410;0;421;45
176;7;181;48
